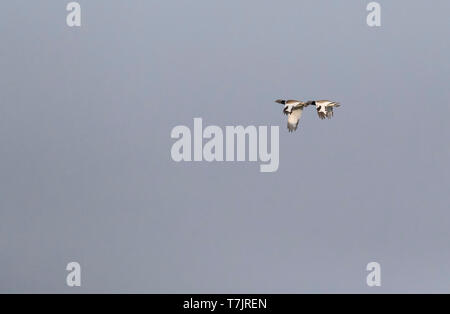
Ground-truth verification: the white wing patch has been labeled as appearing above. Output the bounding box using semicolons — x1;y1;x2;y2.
287;108;303;132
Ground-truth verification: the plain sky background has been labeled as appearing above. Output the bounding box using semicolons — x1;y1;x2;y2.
0;1;449;293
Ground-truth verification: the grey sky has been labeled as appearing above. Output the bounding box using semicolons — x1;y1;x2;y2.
0;1;449;293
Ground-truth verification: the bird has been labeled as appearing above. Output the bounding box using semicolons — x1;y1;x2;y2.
307;100;341;120
275;99;341;132
275;99;309;132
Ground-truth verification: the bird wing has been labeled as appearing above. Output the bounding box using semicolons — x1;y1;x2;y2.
287;107;303;132
315;100;340;119
286;100;302;106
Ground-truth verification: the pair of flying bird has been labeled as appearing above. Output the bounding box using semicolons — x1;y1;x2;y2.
275;99;341;132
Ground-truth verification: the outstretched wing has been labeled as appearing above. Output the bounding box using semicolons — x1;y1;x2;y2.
315;100;340;119
287;107;303;132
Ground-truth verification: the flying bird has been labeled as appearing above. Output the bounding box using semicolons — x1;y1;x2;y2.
275;99;308;132
275;99;341;132
309;100;341;119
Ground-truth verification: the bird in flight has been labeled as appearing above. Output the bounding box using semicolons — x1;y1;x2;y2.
275;99;341;132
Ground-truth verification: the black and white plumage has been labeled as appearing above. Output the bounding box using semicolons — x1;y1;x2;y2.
275;99;341;132
308;100;341;120
275;99;308;132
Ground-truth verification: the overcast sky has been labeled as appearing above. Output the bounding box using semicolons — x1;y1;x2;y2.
1;0;449;293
